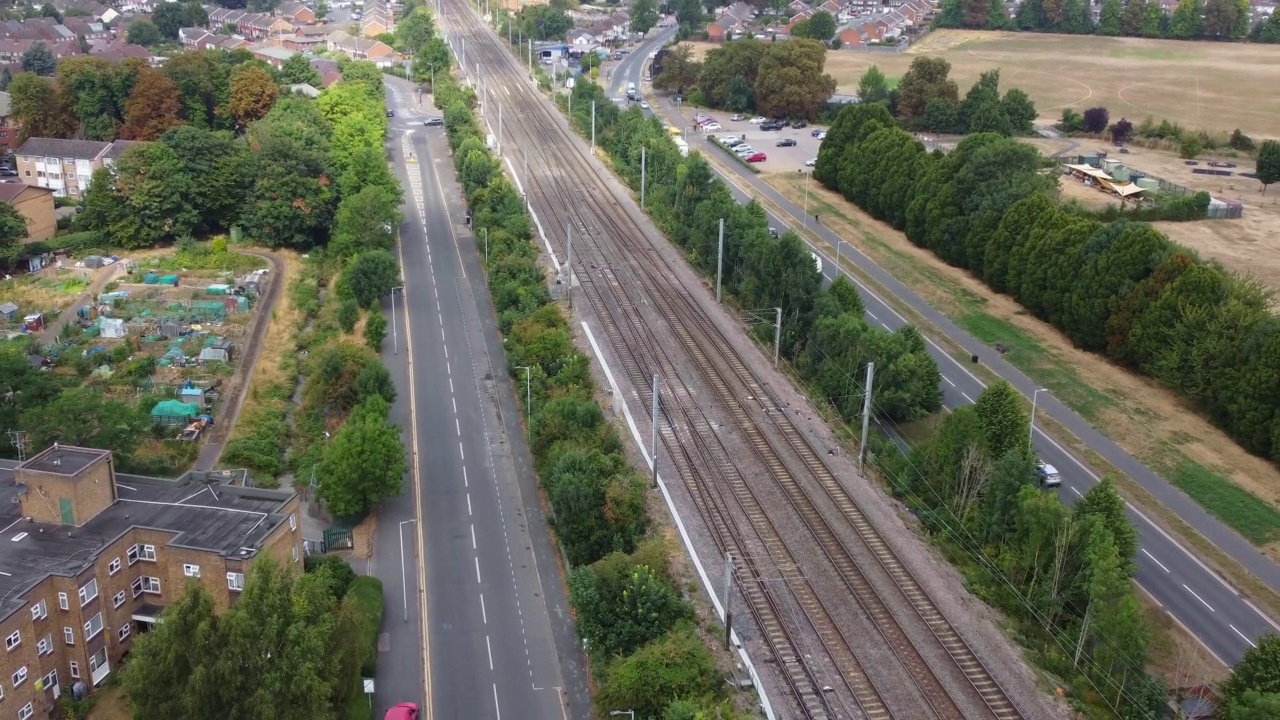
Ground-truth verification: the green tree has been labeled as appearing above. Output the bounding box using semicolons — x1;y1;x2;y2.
698;39;765;110
164;50;235;129
856;65;891;105
337;298;359;332
226;64;280;127
120;66;185;140
7;72;76;141
1169;0;1203;37
653;44;702;95
20;41;55;75
1202;0;1239;37
364;308;387;350
1257;140;1280;195
630;0;659;35
126;18;164;46
973;380;1028;460
55;56;138;141
151;1;207;39
894;56;959;121
344;250;400;308
1000;88;1036;135
330;186;401;259
1074;477;1139;571
160;125;252;232
355;361;397;405
278;53;322;86
752;38;837;121
1121;0;1147;34
1139;0;1164;36
800;10;837;40
119;582;225;717
569;555;689;658
1227;692;1280;719
394;6;436;50
88;143;199;248
1097;0;1123;34
0;203;30;263
1221;636;1280;709
318;396;406;518
595;626;721;719
20;387;149;458
1062;221;1169;352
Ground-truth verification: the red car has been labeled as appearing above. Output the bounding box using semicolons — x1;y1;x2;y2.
385;703;420;720
746;152;767;163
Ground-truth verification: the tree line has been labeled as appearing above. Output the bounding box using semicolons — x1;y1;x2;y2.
419;28;743;719
120;556;384;720
936;0;1280;42
815;101;1280;466
879;380;1165;717
654;38;838;121
855;57;1037;137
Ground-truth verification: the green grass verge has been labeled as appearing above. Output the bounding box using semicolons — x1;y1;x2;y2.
1169;460;1280;545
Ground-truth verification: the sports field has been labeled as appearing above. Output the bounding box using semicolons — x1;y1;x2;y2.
683;31;1280;137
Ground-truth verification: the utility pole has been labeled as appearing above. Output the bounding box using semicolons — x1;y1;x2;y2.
858;362;875;476
722;553;734;650
640;145;647;208
483;228;489;270
650;375;660;489
564;222;574;309
6;431;27;463
715;218;724;303
391;286;404;354
773;307;781;368
591;100;596;150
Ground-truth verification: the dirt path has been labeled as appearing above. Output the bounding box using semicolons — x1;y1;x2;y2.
193;249;285;472
36;263;124;344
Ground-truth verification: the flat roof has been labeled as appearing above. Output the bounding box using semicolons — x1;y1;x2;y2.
0;460;296;621
19;445;111;476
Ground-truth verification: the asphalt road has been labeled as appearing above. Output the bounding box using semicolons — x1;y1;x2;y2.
370;80;589;720
612;39;1280;666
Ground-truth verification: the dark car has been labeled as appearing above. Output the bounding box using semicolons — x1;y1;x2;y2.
776;138;797;147
760;121;783;131
386;110;395;118
811;128;824;137
791;120;807;129
424;117;444;126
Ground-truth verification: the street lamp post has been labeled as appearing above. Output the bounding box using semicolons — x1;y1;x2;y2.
1030;388;1049;451
390;286;404;355
483;228;489;270
514;366;532;439
398;518;417;622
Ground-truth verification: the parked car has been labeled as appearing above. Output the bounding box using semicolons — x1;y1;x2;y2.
721;135;741;146
760;121;784;131
816;131;827;140
1036;461;1062;487
776;138;797;147
424;117;444;126
640;101;650;109
386;110;395;118
384;703;420;720
791;120;807;129
749;116;766;124
746;152;767;163
730;113;746;121
811;128;824;137
805;158;817;167
768;227;780;238
701;122;722;131
733;145;754;156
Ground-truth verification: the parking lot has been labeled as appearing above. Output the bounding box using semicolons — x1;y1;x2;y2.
670;108;826;173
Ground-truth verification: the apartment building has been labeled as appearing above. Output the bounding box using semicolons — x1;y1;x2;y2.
0;446;301;718
12;138;141;198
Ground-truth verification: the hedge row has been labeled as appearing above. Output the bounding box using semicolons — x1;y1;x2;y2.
428;52;738;718
815;103;1280;465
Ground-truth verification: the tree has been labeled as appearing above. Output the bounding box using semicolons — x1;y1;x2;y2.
653;44;701;94
1111;116;1134;144
152;1;208;39
1000;88;1036;135
1121;0;1147;34
120;67;185;140
393;6;435;50
856;65;891;105
1257;140;1280;195
160;125;252;232
7;73;74;142
127;19;164;46
1227;692;1280;719
1097;0;1123;34
753;39;836;121
1220;636;1280;709
594;626;720;719
972;380;1029;460
318;396;406;518
630;0;659;35
119;583;226;718
0;203;29;264
1082;106;1109;134
279;53;322;86
894;56;959;121
55;56;138;141
1169;0;1203;37
330;186;401;258
698;39;765;110
20;387;149;458
1073;477;1139;571
1179;134;1203;159
20;41;56;76
226;64;280;127
164;50;235;129
344;249;401;308
800;10;836;40
1202;0;1240;37
569;555;689;658
364;309;387;350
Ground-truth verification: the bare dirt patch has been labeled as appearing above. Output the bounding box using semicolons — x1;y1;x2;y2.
85;686;132;720
230;250;305;428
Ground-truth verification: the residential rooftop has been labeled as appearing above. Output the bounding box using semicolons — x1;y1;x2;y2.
0;453;296;621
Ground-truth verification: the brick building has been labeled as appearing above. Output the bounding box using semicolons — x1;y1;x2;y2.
0;446;301;717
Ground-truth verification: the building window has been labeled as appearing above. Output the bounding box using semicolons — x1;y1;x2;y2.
131;577;143;598
140;544;156;562
30;599;46;621
292;545;299;563
118;624;131;641
113;591;125;609
43;157;54;165
19;702;33;720
63;627;74;645
64;158;74;164
42;669;57;693
108;557;121;575
79;578;99;607
183;564;201;578
227;572;245;591
69;661;80;679
139;577;160;595
23;170;30;177
127;544;139;565
36;635;51;656
83;612;103;641
4;630;19;650
12;666;27;687
58;592;69;610
289;513;297;531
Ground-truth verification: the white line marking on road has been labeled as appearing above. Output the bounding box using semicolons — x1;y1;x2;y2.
486;635;495;670
459;442;465;461
450;377;455;393
1184;584;1215;612
1143;548;1171;573
453;397;457;413
467;493;472;516
942;375;955;387
961;392;974;403
447;361;451;375
462;466;468;487
441;327;446;341
475;556;482;584
493;684;501;720
456;418;462;436
439;312;444;326
866;311;878;321
1069;486;1082;497
471;524;476;549
1230;624;1257;648
480;593;487;624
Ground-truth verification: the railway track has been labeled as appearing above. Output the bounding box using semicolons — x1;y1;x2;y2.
437;7;1025;719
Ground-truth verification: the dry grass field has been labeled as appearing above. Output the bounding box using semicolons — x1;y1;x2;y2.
682;30;1280;138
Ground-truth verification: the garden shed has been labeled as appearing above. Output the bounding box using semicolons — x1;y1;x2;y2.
100;318;127;339
151;399;198;426
179;381;206;406
0;302;17;322
199;338;234;362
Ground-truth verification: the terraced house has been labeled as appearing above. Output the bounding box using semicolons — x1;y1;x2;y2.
0;446;301;717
